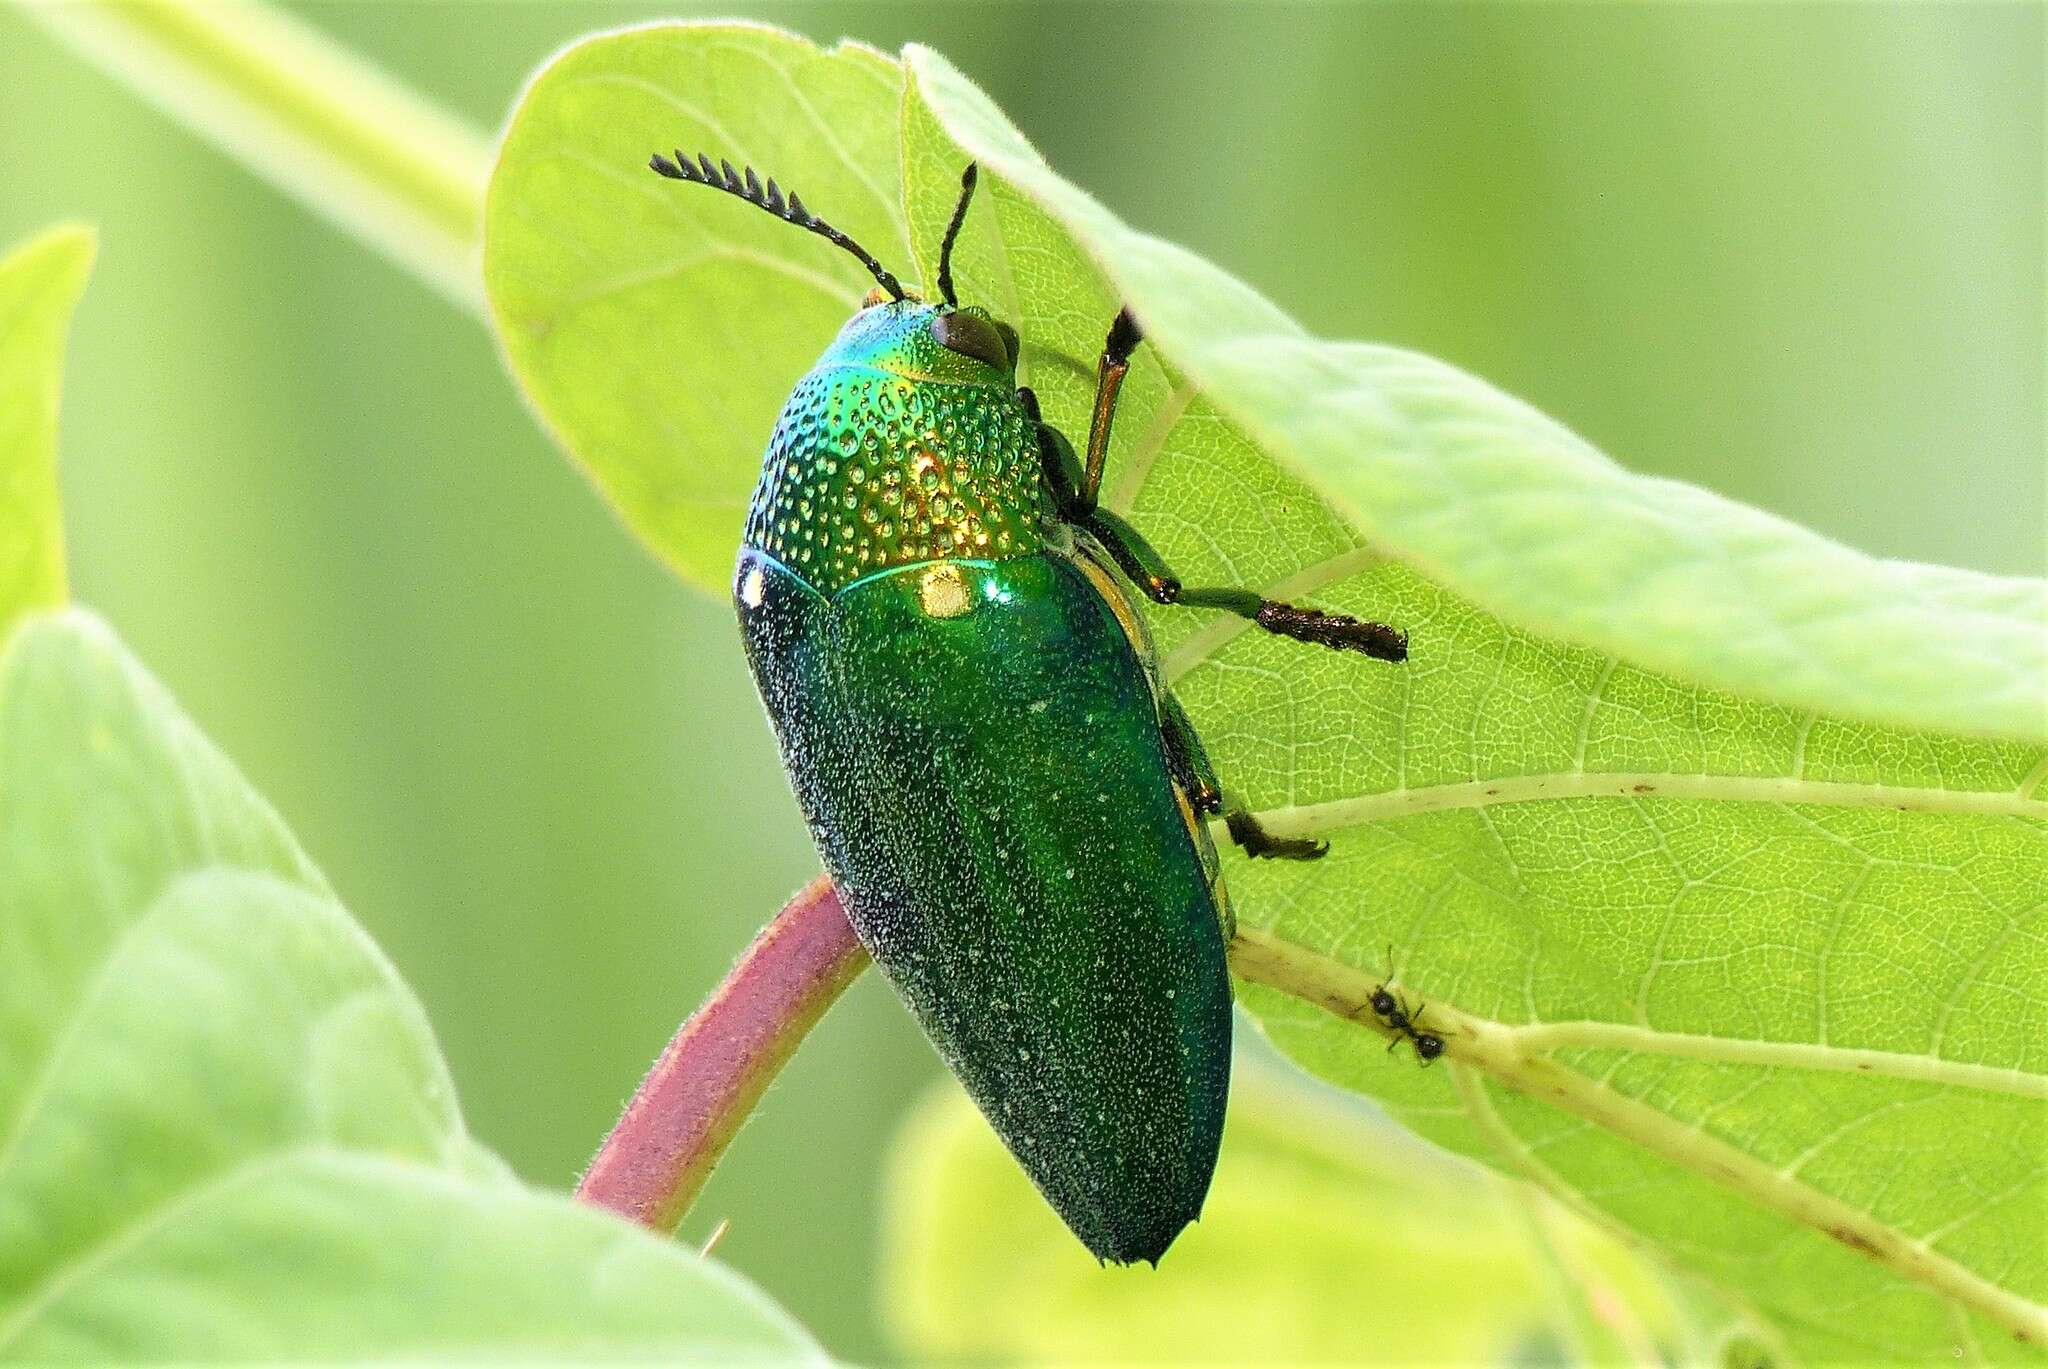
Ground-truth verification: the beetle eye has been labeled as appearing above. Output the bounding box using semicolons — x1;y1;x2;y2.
993;320;1020;369
931;310;1011;370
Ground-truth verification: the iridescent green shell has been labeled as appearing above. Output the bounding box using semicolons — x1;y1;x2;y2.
735;297;1231;1265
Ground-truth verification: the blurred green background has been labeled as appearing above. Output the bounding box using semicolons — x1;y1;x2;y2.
1;3;2038;1361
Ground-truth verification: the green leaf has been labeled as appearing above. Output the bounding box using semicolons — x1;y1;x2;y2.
482;24;2048;1363
884;1075;1707;1367
901;50;2048;747
901;46;2048;1365
485;24;909;592
0;226;93;641
0;610;824;1363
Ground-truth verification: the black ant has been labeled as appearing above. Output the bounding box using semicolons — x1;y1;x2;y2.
1370;951;1446;1065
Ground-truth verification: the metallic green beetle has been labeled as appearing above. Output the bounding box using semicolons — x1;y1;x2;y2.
651;151;1408;1264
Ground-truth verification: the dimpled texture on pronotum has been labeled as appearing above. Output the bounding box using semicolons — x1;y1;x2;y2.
733;297;1231;1265
745;301;1047;593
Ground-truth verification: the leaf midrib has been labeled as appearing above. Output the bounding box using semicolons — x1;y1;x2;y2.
1230;927;2048;1349
1448;1064;1802;1364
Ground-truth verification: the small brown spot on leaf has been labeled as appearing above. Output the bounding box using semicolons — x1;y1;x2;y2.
1829;1226;1881;1257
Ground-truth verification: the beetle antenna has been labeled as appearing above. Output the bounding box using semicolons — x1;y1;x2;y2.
650;150;907;302
936;163;978;307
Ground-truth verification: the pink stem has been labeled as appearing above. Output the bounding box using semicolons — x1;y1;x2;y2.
576;875;870;1234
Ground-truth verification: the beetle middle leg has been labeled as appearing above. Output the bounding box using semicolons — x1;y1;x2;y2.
1034;310;1407;663
1084;506;1408;662
1158;692;1327;862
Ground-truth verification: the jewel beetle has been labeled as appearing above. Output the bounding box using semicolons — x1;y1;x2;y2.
651;151;1409;1263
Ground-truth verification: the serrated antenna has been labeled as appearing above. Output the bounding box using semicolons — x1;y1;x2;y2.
649;150;906;301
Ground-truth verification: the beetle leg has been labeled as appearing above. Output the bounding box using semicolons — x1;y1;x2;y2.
1080;506;1408;663
1154;695;1236;939
1035;419;1092;521
1157;690;1224;816
1081;308;1145;508
1021;385;1095;522
1160;692;1327;862
1073;305;1402;662
1024;306;1136;518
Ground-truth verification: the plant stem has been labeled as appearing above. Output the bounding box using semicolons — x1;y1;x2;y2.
577;876;870;1234
13;0;491;310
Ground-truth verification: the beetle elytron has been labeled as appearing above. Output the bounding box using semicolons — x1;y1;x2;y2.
651;150;1408;1263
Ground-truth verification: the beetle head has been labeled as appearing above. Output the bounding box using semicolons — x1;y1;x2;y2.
810;297;1015;387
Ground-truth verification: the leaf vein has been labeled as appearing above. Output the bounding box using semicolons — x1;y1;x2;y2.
1238;773;2048;841
1232;927;2048;1345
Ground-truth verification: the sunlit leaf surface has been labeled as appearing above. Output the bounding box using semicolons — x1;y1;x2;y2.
0;612;824;1363
485;25;2047;1364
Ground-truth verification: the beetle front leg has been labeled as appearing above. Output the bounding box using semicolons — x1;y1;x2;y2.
1031;405;1093;522
1029;309;1140;518
1080;308;1144;508
1081;506;1408;663
1159;693;1327;862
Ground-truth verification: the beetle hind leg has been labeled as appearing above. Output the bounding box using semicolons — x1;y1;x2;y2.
1061;307;1407;664
1159;692;1328;863
1157;691;1224;816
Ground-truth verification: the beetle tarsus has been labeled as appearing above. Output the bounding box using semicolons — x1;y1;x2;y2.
1253;602;1408;661
1073;506;1408;666
1105;307;1143;366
